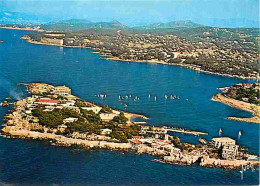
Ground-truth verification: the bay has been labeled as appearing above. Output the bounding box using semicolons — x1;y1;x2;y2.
0;29;258;185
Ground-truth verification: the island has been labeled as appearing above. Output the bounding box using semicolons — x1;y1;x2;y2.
1;83;259;170
213;83;260;123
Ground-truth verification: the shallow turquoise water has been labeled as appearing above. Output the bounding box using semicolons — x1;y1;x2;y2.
0;29;259;185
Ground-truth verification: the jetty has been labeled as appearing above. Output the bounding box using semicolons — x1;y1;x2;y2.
141;126;208;136
165;127;208;136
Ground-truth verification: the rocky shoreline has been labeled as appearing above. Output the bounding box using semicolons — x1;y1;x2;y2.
1;83;259;170
213;93;260;124
2;130;259;170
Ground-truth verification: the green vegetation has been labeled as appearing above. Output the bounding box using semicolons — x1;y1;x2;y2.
81;110;101;125
32;106;103;134
112;112;128;124
171;136;184;150
31;104;140;142
25;24;259;78
107;121;140;142
100;106;113;113
65;118;102;134
32;107;63;128
75;100;86;108
226;83;260;104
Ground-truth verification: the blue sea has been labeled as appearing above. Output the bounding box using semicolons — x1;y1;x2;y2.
0;29;259;185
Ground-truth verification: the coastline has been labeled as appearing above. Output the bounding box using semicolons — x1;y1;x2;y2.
0;26;42;31
212;93;260;124
105;56;258;80
2;129;259;170
21;37;259;80
2;83;258;170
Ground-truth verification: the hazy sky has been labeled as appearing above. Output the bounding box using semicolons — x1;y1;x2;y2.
0;0;259;27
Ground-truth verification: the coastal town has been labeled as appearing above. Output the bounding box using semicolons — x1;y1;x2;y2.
213;83;260;123
20;24;259;78
2;20;257;79
1;83;259;170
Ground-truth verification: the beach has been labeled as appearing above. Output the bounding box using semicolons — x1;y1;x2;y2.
213;93;260;124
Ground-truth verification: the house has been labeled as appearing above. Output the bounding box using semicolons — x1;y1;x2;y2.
221;144;238;160
52;85;71;96
63;117;78;123
41;36;64;45
131;139;142;144
100;128;112;135
212;137;238;160
81;106;102;114
99;113;118;121
212;137;236;149
57;124;67;133
35;98;59;106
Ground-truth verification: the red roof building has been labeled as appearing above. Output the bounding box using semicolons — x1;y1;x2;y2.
131;140;142;144
36;99;59;105
132;136;142;139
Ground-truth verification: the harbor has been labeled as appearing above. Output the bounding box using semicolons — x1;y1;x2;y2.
0;27;259;185
1;83;259;171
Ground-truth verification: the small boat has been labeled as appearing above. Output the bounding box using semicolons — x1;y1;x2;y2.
238;130;242;139
0;40;4;43
219;128;222;136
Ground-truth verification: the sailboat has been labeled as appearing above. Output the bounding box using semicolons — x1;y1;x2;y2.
219;128;222;136
238;130;242;139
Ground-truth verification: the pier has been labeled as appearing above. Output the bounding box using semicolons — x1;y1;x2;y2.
165;127;208;136
142;126;208;136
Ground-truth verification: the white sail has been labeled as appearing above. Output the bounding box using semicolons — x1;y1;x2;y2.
238;131;242;139
219;128;222;136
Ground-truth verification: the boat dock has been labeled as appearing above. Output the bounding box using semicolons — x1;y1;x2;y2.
166;127;208;136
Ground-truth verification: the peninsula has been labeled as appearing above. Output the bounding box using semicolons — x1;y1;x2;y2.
213;83;260;123
1;19;259;79
1;83;259;170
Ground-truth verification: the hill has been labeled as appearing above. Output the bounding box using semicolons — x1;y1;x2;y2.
40;19;127;31
135;20;204;30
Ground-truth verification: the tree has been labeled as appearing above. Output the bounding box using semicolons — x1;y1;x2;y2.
112;112;128;124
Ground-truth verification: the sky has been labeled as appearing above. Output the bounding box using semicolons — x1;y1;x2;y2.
0;0;259;27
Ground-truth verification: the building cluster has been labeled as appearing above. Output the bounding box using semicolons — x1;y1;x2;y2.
212;137;238;160
3;83;122;135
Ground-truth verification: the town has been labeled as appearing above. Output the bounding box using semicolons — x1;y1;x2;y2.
1;83;259;169
18;22;259;79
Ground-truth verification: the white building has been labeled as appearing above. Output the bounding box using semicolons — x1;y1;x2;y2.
212;137;236;149
63;117;78;123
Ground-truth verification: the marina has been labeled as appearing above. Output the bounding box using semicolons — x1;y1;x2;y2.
1;83;258;172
